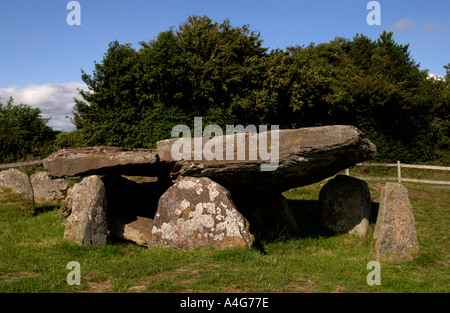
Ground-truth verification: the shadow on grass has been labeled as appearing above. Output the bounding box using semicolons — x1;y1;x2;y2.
287;199;335;239
33;203;59;215
258;198;379;244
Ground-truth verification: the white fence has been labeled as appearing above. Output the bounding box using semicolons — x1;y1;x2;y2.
346;161;450;185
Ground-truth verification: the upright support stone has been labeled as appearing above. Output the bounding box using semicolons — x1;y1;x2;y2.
63;175;108;246
150;177;254;249
371;183;419;262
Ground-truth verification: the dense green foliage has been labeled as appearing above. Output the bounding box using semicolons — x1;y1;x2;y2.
72;16;449;163
0;97;55;163
1;16;448;164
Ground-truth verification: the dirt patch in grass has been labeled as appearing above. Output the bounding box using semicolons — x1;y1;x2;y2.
128;266;201;292
0;271;39;282
86;279;112;293
219;284;245;293
284;277;315;293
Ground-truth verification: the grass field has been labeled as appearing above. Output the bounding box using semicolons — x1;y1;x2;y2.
0;178;448;293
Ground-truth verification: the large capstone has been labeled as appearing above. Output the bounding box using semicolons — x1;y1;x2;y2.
157;125;377;193
43;146;161;178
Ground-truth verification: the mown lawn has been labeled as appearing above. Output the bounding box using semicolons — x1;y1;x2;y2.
0;179;448;293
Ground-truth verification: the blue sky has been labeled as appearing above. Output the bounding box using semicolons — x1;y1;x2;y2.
0;0;449;130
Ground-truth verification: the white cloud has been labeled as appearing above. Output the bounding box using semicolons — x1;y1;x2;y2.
0;82;87;131
424;22;446;33
392;18;417;32
427;73;445;81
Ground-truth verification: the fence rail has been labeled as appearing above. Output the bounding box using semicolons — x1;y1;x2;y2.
0;160;44;169
346;161;450;185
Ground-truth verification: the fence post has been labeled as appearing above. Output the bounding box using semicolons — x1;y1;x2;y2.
397;161;402;183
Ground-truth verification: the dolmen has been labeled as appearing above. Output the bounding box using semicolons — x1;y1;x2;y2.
44;125;378;249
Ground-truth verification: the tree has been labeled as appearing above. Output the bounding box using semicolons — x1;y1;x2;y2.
71;16;449;163
73;15;268;148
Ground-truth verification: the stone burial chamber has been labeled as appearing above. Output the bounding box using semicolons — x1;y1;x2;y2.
44;125;378;249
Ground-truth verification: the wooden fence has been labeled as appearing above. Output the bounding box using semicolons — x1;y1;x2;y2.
345;161;450;185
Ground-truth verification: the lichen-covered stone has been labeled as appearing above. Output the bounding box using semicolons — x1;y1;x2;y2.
319;175;372;236
371;183;419;262
63;175;108;246
150;177;254;249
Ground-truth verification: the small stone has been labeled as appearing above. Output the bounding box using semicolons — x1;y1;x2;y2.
109;216;153;247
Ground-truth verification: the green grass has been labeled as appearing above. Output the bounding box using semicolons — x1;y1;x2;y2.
0;179;448;293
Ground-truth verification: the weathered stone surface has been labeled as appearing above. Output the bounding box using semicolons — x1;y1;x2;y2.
63;175;108;246
0;168;34;200
157;125;377;193
59;184;76;218
232;193;299;240
319;175;372;236
43;146;160;178
109;216;153;246
150;177;254;249
30;171;71;203
371;183;419;262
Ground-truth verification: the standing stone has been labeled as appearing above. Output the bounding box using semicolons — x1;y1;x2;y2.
150;177;254;249
319;175;372;236
0;168;35;214
30;171;71;203
371;183;419;262
63;175;108;246
0;168;34;200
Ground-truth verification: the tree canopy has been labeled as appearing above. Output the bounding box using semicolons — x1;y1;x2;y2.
0;97;55;163
72;15;449;164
